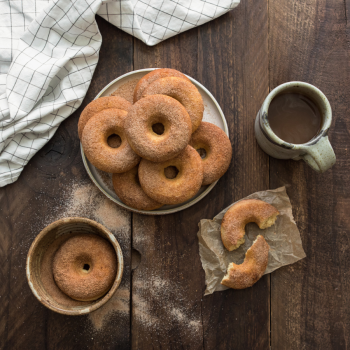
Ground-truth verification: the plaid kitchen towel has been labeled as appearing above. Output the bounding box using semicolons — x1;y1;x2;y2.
0;0;240;186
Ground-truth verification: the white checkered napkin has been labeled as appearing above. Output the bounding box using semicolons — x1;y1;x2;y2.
0;0;240;187
98;0;240;46
0;0;102;186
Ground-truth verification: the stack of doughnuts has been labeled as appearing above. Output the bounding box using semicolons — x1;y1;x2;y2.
79;69;233;211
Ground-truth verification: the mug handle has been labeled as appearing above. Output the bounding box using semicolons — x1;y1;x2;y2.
301;136;336;173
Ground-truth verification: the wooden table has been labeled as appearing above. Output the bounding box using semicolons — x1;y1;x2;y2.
1;0;349;349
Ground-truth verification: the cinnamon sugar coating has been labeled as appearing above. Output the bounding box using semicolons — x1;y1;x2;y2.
78;96;131;139
53;234;118;301
138;145;203;205
221;235;269;289
142;77;204;132
190;122;232;185
124;95;192;162
221;199;279;251
133;68;190;102
82;109;140;173
112;166;163;211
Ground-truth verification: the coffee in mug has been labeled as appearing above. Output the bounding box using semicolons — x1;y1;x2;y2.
255;82;336;173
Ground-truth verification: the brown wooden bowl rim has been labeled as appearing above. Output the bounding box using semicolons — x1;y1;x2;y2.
26;217;124;315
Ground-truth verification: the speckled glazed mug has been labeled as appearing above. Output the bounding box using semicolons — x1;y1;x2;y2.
255;82;336;173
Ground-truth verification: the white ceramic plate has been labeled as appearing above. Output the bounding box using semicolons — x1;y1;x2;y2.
81;68;229;215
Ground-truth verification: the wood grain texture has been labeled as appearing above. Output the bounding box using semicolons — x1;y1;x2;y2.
0;17;133;350
269;0;350;349
132;31;205;350
198;1;270;349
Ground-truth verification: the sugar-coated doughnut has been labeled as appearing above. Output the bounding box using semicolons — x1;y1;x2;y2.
53;234;117;301
221;235;269;289
112;166;163;211
124;95;192;162
82;109;140;173
142;77;204;132
190;122;232;185
221;199;279;251
78;96;131;140
134;68;190;102
138;145;203;205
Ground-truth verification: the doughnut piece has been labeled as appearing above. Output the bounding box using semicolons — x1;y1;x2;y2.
134;68;190;102
53;234;117;301
112;166;163;211
221;235;269;289
190;122;232;185
221;199;279;251
142;77;204;132
78;96;131;139
125;95;192;162
138;145;203;205
82;109;140;173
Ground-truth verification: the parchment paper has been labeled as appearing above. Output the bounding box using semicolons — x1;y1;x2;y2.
197;186;306;295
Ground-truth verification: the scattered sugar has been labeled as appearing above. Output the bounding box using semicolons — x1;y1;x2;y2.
132;274;202;336
95;198;129;232
89;287;129;331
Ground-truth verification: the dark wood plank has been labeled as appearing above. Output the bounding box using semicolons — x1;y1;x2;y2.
198;1;270;349
131;31;206;350
0;17;133;350
269;1;350;349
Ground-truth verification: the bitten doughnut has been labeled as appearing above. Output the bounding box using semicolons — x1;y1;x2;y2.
124;95;192;162
221;235;269;289
53;234;118;301
221;199;279;251
138;145;203;205
134;68;190;102
82;109;140;173
78;96;131;139
112;166;163;211
142;77;204;132
190;122;232;185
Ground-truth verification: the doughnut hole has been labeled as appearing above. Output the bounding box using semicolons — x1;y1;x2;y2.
104;125;125;150
149;115;170;139
164;166;179;179
74;254;93;275
197;148;207;159
193;143;210;159
152;123;165;135
107;134;122;148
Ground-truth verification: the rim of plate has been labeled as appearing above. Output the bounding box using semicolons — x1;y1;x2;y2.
80;68;229;215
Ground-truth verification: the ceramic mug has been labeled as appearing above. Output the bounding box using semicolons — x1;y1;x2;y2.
255;82;336;173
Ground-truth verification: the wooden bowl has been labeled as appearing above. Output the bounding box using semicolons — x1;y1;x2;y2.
26;217;124;315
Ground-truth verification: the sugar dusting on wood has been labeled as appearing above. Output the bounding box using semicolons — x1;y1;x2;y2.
89;287;130;331
132;274;202;336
